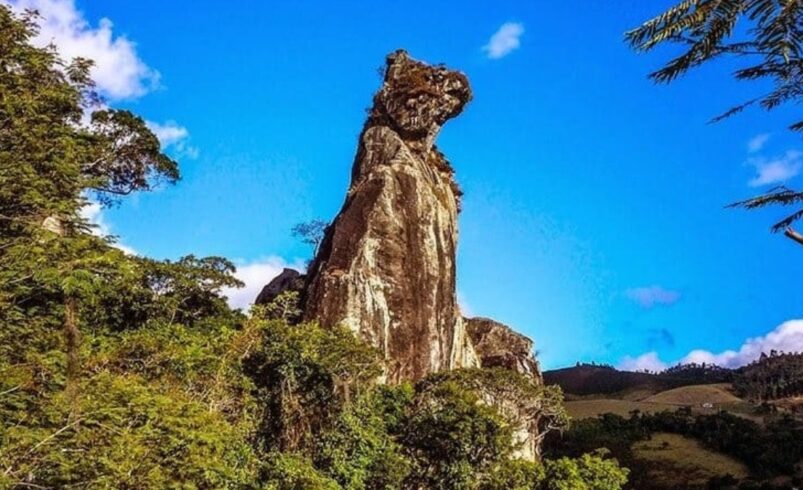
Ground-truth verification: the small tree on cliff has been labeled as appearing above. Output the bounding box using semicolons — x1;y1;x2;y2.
291;219;328;258
626;1;803;247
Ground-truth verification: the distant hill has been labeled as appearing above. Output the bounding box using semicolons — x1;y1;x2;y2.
732;351;803;401
543;363;732;397
543;364;660;396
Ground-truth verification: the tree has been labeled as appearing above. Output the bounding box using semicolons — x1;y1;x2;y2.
627;1;803;246
627;1;803;133
244;320;382;452
0;5;180;389
292;219;328;258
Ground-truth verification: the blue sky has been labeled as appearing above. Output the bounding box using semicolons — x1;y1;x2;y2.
11;0;803;370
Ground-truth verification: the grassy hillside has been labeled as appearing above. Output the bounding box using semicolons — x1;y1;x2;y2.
564;383;763;422
544;363;733;399
632;433;750;488
565;399;676;419
642;383;741;405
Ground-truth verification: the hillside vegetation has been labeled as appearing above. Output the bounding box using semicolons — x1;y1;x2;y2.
632;433;749;488
544;359;803;488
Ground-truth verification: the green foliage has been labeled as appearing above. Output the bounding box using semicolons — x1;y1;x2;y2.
401;379;513;489
732;351;803;401
245;320;382;452
547;407;803;488
291;219;328;257
479;459;545;490
314;390;410;489
728;186;803;237
541;453;629;490
83;108;179;205
261;290;303;323
1;372;256;489
83;254;244;332
258;453;341;490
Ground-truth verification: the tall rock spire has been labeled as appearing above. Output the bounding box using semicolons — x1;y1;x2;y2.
302;50;478;382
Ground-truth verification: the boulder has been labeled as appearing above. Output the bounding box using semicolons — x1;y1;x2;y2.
254;268;306;306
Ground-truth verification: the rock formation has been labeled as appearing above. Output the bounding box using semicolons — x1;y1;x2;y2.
301;50;478;383
258;50;545;385
254;268;305;306
465;317;541;377
256;49;548;460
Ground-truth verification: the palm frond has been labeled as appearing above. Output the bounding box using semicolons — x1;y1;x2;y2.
728;186;803;210
772;208;803;232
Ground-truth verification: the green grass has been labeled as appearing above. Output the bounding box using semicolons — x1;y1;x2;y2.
632;433;750;487
643;384;742;405
564;399;676;419
565;384;762;422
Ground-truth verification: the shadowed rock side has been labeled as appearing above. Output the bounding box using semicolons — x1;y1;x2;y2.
465;317;541;377
302;50;478;382
254;268;305;306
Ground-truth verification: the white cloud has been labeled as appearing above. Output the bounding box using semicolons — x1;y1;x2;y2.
625;286;681;309
747;133;770;153
147;120;188;146
619;319;803;371
619;351;667;373
5;0;159;100
222;257;306;311
146;120;199;159
79;200;136;254
483;22;524;59
680;319;803;368
747;150;802;187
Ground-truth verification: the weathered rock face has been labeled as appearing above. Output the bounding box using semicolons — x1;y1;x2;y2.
302;50;478;383
255;50;551;461
465;317;541;377
254;268;305;306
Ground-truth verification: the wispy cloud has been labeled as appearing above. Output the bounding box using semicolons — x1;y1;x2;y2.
625;286;681;309
146;120;199;159
747;150;802;187
6;0;159;99
483;22;524;59
221;257;306;311
619;319;803;371
747;133;770;153
681;319;803;368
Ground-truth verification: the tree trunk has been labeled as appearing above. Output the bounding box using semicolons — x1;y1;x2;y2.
784;227;803;247
64;294;81;415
